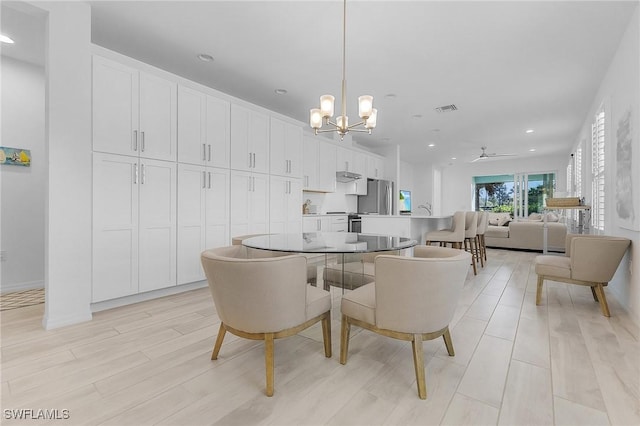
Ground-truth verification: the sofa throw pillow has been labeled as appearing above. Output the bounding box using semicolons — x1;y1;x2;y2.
528;213;543;221
545;212;559;222
498;216;511;226
488;217;500;226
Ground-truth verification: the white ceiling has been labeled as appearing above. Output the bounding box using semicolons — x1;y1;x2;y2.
2;1;637;166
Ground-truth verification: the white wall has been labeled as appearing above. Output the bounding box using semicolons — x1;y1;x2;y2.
440;154;568;214
570;5;639;322
1;57;46;292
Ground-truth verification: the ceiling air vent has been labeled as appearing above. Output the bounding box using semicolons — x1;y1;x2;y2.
435;104;458;113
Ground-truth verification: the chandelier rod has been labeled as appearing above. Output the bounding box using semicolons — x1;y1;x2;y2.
340;0;347;127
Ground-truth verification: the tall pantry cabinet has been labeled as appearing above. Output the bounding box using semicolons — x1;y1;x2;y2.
176;85;231;284
92;55;178;302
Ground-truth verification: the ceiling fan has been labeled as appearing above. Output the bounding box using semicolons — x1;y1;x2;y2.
471;146;516;162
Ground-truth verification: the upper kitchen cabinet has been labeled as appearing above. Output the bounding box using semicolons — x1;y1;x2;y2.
93;55;177;161
177;85;230;168
302;135;336;192
230;104;269;174
352;151;367;176
336;146;354;173
367;154;385;179
270;117;302;178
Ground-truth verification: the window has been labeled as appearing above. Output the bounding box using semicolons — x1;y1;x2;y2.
473;172;555;215
591;109;605;230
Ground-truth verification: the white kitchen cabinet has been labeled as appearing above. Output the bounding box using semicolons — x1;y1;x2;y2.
93;153;177;302
230;170;270;238
177;164;229;285
270;117;302;178
302;135;337;192
336;146;354;172
270;176;302;234
353;151;367;176
177;86;230;168
367;154;385;179
93;55;177;161
346;178;368;196
303;216;332;232
330;215;348;232
230;104;269;174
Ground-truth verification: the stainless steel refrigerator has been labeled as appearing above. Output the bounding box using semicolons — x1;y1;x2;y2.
357;179;394;215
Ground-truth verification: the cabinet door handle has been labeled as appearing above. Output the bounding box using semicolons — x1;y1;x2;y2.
208;144;212;162
140;163;145;184
141;131;145;152
248;152;252;168
134;163;138;184
202;171;206;189
208;171;212;189
133;130;138;152
202;144;206;161
252;153;256;169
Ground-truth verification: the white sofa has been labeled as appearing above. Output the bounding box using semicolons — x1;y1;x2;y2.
484;212;567;252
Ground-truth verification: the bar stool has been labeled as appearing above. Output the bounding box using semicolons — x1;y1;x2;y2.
424;211;465;249
475;211;488;267
463;211;478;275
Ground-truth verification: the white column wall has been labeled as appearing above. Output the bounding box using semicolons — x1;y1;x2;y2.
38;1;93;329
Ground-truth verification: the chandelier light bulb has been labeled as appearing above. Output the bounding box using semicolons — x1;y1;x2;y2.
358;95;373;119
365;109;377;129
309;109;323;129
320;95;335;118
337;115;348;130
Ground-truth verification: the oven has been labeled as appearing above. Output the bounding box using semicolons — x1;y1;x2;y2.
348;214;362;233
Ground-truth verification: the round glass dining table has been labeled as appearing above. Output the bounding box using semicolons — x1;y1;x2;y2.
242;232;418;291
241;232;417;254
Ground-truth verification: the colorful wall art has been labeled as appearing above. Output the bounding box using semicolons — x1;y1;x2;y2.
0;147;31;167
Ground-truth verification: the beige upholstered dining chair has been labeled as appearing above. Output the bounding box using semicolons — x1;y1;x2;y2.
201;245;332;396
476;211;488;265
535;234;631;317
463;211;479;274
424;211;466;249
232;233;317;285
339;245;471;399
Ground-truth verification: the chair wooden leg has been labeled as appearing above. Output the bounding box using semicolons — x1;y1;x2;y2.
594;283;611;317
590;286;599;302
536;275;544;305
482;235;487;262
265;333;275;397
211;323;226;360
321;312;332;358
470;241;477;275
476;236;484;267
340;314;351;365
411;334;427;399
442;327;455;356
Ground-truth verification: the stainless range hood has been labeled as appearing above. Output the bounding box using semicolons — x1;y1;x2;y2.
336;171;362;183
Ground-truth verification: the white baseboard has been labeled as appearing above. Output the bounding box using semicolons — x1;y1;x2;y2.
90;281;208;313
42;310;93;330
1;280;44;294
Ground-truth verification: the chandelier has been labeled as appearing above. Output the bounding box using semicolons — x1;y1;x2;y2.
309;0;377;140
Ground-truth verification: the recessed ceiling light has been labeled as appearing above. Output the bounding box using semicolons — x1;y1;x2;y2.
413;114;423;119
274;89;287;95
197;53;214;62
0;34;15;44
432;128;440;132
529;148;536;152
526;129;534;134
451;157;457;160
384;94;397;100
381;137;391;142
427;143;435;147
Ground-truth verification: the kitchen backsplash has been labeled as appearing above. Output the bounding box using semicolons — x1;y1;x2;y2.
304;183;357;214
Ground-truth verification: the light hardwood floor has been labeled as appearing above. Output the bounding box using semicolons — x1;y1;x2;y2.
2;249;639;425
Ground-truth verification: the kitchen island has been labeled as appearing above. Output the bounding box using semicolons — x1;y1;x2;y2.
361;215;452;245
